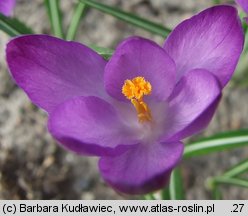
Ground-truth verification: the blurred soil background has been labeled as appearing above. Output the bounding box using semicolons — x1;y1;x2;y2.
0;0;248;199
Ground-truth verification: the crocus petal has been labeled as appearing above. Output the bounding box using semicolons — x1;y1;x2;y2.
0;0;15;16
164;5;244;87
162;69;221;141
99;141;183;194
6;35;107;113
236;0;248;14
104;36;176;102
48;96;139;156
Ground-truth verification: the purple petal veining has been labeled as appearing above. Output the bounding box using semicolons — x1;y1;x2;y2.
164;5;244;87
6;5;244;194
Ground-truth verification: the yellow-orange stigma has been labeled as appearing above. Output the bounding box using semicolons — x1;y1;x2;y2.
122;76;152;123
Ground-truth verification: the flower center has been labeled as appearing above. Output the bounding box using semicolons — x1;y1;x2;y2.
122;76;152;123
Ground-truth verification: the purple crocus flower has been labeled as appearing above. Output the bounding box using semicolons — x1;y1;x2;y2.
0;0;15;16
236;0;248;23
6;5;243;194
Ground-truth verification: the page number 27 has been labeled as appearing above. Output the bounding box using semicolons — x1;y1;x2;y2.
232;204;244;212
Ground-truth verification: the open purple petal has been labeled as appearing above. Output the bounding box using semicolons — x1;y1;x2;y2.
0;0;15;16
104;36;176;102
164;5;244;87
48;96;139;156
236;0;248;14
99;141;183;194
6;35;107;113
161;69;221;141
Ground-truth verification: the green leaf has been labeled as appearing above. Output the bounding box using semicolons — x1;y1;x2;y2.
184;130;248;158
213;177;248;188
79;0;171;37
143;194;156;200
238;12;248;37
88;44;113;59
213;0;221;4
212;186;222;200
223;159;248;178
231;28;248;87
206;159;248;199
161;187;170;200
0;13;33;36
206;158;248;198
231;51;248;87
206;178;223;199
45;0;64;38
66;2;87;41
169;167;185;200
